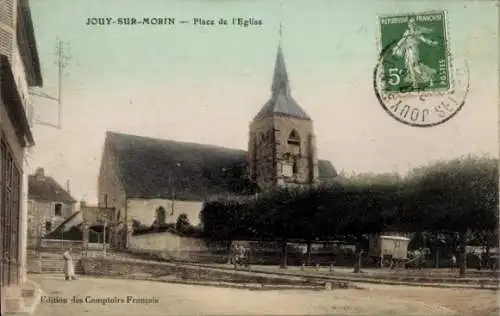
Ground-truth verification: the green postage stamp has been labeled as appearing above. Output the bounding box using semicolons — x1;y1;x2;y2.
378;11;450;94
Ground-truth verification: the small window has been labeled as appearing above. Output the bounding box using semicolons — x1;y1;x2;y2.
54;203;62;217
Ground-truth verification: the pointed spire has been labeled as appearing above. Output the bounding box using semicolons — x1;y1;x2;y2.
252;4;311;122
271;22;289;95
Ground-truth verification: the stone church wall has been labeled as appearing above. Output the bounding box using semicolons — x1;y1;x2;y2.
126;198;203;227
128;231;208;261
97;142;127;222
273;116;318;185
248;114;319;190
248;116;277;190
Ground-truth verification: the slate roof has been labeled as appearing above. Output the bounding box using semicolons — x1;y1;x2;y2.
254;93;311;121
105;131;337;201
28;172;76;204
253;45;311;121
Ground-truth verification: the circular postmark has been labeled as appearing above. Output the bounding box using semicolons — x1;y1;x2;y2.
373;39;470;127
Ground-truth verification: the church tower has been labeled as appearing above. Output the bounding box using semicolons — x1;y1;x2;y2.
248;42;319;191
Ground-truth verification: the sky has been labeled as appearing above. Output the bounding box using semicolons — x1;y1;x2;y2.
28;0;498;204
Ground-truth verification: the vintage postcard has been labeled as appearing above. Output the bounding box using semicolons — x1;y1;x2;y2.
1;0;498;315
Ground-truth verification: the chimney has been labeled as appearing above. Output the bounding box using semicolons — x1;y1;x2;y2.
66;180;71;194
35;167;45;179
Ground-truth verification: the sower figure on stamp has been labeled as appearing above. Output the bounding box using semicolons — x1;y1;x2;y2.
392;17;438;89
63;248;77;280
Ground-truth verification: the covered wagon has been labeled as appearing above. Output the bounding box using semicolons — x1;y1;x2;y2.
369;235;410;269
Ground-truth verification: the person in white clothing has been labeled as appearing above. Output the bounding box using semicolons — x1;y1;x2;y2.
450;254;457;272
63;248;77;280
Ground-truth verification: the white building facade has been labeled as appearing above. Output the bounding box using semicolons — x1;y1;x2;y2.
0;0;43;313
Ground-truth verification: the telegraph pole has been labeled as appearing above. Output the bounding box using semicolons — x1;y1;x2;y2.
56;39;71;129
55;39;70;129
29;38;71;129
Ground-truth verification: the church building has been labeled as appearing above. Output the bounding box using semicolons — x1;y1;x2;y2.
96;43;337;248
248;44;319;190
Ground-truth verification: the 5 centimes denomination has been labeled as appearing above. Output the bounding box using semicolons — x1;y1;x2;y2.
374;10;470;127
379;11;450;94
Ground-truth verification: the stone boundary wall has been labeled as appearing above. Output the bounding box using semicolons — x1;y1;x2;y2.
39;239;106;250
80;257;322;286
129;232;207;252
128;232;224;262
126;233;358;266
126;248;229;264
40;239;84;249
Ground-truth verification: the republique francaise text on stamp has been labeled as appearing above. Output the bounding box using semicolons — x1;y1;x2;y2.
374;10;469;127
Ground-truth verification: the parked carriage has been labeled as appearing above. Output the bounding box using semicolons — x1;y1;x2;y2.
231;243;251;268
369;235;411;269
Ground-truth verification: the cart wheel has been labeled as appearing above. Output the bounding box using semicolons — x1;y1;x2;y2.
382;258;392;268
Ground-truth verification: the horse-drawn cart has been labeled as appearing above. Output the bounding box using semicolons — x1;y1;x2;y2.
231;243;251;269
369;235;411;269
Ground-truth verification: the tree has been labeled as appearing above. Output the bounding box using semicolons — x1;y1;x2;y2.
342;187;384;272
252;188;301;268
131;219;149;233
198;156;498;275
329;174;403;273
291;187;338;265
407;156;498;276
175;213;192;234
199;199;251;253
199;200;233;244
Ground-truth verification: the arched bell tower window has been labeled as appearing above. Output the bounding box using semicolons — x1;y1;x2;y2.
287;130;301;155
155;207;166;226
287;130;301;146
286;130;301;176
